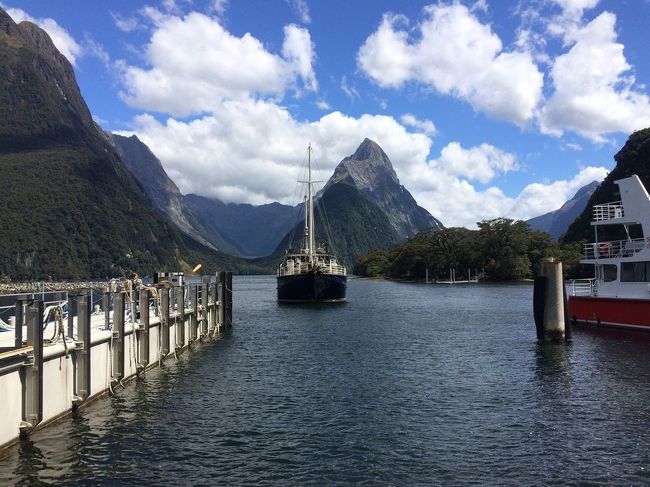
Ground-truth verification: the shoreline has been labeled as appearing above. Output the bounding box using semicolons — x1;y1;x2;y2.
0;281;110;295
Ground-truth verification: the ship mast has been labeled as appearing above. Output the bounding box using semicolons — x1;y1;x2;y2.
307;144;316;262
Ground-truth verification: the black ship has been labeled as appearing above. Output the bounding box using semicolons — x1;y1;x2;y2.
277;144;347;303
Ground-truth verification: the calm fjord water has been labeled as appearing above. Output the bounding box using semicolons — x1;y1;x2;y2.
1;276;650;485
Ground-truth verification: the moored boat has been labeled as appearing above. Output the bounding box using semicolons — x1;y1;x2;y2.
567;175;650;330
277;145;347;303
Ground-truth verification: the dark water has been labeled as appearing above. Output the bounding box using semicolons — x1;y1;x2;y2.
2;276;650;485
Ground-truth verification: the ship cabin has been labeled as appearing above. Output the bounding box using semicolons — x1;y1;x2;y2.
569;175;650;300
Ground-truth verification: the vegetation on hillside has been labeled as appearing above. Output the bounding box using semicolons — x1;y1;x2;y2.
354;218;584;281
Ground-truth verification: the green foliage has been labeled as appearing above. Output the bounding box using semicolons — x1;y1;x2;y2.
355;218;578;281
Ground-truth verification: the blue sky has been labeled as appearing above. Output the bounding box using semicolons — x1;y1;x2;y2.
5;0;650;227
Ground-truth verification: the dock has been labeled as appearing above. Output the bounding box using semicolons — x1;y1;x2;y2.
0;272;233;452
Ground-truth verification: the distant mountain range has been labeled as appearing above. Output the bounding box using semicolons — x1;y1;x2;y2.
112;133;443;269
526;181;599;240
0;6;443;278
0;9;265;279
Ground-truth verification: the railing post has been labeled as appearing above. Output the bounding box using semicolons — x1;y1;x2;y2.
138;289;150;370
160;286;170;357
112;292;125;383
74;292;91;406
21;299;43;436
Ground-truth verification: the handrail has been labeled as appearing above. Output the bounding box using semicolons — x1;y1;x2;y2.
592;201;623;221
582;238;645;259
569;278;596;296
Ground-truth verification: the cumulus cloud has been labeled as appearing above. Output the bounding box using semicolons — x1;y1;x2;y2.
428;142;518;184
119;99;606;228
6;7;82;65
400;114;437;136
540;12;650;142
357;4;544;125
118;12;317;116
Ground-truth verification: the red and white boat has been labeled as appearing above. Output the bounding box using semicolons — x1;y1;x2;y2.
568;175;650;331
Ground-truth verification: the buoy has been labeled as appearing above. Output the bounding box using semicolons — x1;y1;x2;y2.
192;263;202;273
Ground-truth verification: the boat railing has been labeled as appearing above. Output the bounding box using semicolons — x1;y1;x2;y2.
278;261;347;277
582;238;646;259
568;278;596;297
592;201;624;221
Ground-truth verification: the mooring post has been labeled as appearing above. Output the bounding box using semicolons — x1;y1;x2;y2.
112;292;125;383
176;285;185;347
138;289;150;370
217;272;226;331
73;292;91;406
160;286;170;356
226;272;233;328
21;299;44;436
535;258;569;342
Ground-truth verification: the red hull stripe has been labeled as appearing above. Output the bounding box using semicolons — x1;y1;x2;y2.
568;296;650;328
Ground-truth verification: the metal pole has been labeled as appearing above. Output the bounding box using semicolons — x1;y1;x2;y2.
22;299;44;435
74;292;91;405
138;289;150;369
112;292;125;381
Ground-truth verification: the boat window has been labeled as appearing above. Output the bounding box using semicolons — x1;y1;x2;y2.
621;261;650;282
602;264;617;282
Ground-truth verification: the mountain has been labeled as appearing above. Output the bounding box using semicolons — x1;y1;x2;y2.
562;127;650;244
324;138;444;237
0;9;259;279
274;183;403;269
109;133;298;257
526;181;599;239
182;194;298;257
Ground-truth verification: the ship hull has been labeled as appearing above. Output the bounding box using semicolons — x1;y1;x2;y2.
568;295;650;331
277;272;347;303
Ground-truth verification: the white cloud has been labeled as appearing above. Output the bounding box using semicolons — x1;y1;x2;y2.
357;4;543;125
282;24;317;93
428;142;518;184
400;114;437;136
340;75;360;100
316;100;331;110
111;11;140;33
287;0;311;24
540;12;650;142
120;99;607;229
6;7;82;65
118;12;317;116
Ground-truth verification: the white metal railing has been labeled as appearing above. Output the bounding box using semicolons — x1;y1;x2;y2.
592;201;624;221
277;260;346;277
582;238;645;259
569;279;596;296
